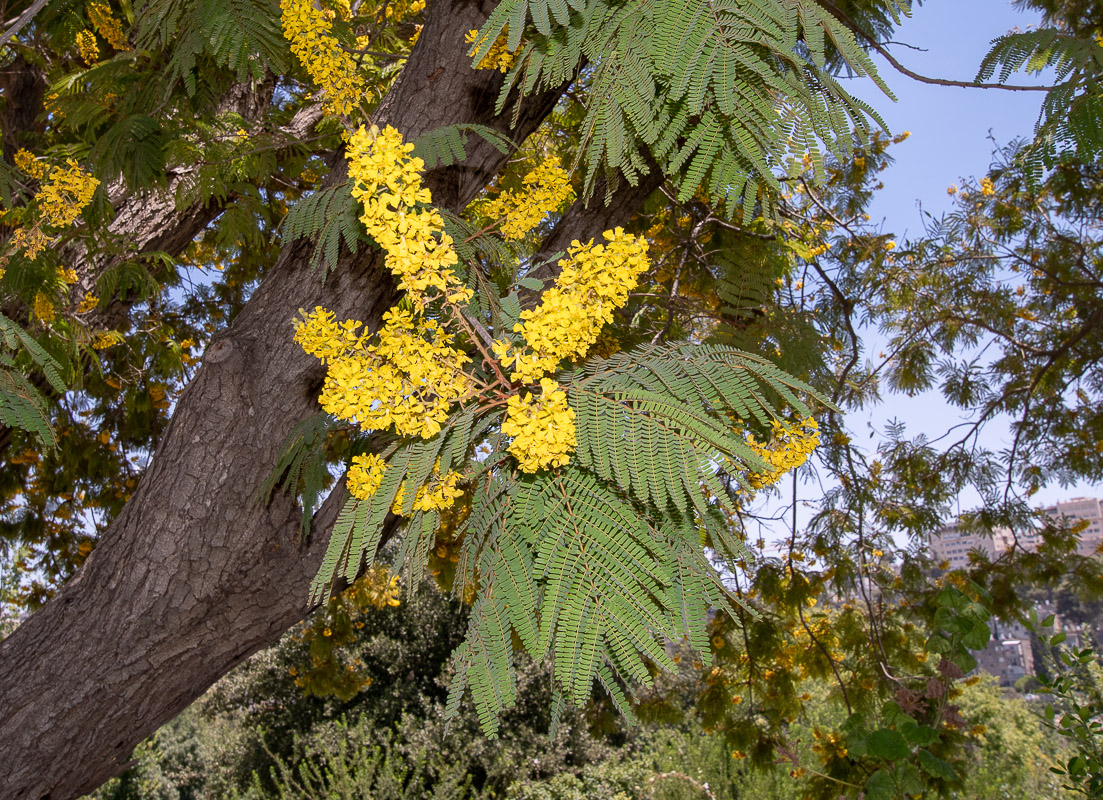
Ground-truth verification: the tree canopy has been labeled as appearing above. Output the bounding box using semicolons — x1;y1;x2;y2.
0;0;1102;798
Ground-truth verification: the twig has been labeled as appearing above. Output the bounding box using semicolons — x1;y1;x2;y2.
1;0;50;45
818;0;1053;93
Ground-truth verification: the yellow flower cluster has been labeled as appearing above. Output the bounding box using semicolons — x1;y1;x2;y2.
298;306;471;438
345;125;471;307
980;176;996;197
39;160;100;228
77;293;99;313
299;127;480;445
92;330;124;349
76;30;99;64
503;228;649;382
464;28;519;72
744;417;820;490
502;378;576;472
482;158;574;240
88;3;129;51
33;292;55;323
281;0;365;117
9;160;99;260
14;149;46;179
359;566;402;607
392;468;464;514
294;306;365;363
811;728;849;764
10;228;50;261
384;0;425;19
347;452;386;500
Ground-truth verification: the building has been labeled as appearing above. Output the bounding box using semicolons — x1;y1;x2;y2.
928;520;1017;570
973;634;1035;687
1040;497;1103;557
930;495;1103;567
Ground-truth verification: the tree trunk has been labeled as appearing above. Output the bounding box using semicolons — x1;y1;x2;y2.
0;2;658;797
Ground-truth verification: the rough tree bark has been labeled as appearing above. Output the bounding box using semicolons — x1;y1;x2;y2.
0;1;659;797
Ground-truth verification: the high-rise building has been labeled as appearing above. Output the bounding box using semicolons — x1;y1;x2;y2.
927;519;1016;570
930;496;1103;567
1040;497;1103;557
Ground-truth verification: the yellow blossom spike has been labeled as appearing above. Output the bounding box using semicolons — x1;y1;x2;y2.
87;3;130;51
76;30;99;64
281;0;365;117
482;157;574;240
510;227;649;382
346;453;386;500
502;378;576;472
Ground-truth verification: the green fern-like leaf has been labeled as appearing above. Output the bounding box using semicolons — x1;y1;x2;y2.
411;124;514;169
567;341;830;513
0;313;69;451
281;181;363;275
977;28;1103;172
0;363;58;451
135;0;291;96
255;411;334;537
478;0;892;218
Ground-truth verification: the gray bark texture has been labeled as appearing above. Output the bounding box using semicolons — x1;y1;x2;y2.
0;1;657;797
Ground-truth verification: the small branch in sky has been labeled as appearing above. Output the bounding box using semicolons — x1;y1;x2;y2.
819;0;1053;93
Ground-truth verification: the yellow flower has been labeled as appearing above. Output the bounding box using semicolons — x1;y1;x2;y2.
509;228;649;382
10;228;50;260
39;160;100;228
980;176;996;197
482;157;574;239
293;306;365;363
281;0;365;117
502;378;576;472
9;160;98;261
743;417;820;490
358;566;402;607
464;27;520;72
92;330;124;349
392;468;464;515
33;292;55;323
14;149;47;180
347;452;386;500
344;125;472;308
303;306;471;439
76;30;99;64
88;3;130;51
77;293;99;313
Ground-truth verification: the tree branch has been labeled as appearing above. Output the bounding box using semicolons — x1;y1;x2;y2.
818;0;1053;93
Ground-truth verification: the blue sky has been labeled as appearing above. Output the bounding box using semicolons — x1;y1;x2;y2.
850;0;1051;232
